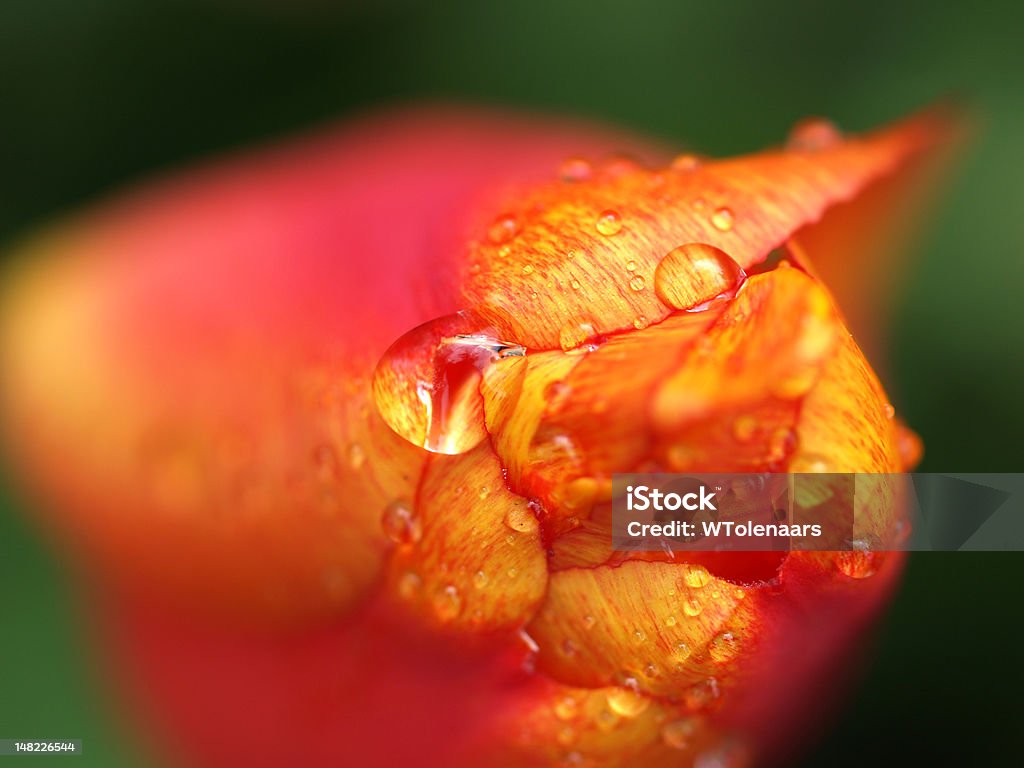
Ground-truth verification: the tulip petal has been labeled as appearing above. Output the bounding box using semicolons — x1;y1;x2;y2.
460;109;954;350
385;443;548;632
0;106;658;621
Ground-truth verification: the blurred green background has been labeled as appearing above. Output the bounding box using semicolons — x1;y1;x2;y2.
1;0;1022;765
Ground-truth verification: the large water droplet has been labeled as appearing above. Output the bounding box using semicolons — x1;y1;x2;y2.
381;499;421;545
373;313;525;455
595;209;623;236
654;243;746;311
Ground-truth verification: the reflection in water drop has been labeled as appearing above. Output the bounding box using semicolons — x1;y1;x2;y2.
374;314;525;455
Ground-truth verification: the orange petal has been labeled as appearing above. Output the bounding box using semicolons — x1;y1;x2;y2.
460;109;955;349
385;443;548;632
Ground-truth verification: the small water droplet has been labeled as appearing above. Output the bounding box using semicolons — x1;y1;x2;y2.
674;641;692;661
432;584;462;621
654;243;746;311
670;154;702;173
583;614;597;630
488;214;520;244
559;321;599;351
521;264;534;275
632;628;646;644
767;427;797;465
556;726;577;747
884;402;896;419
665;615;677;627
662;717;698;749
505;503;539;534
381;499;421;545
507;566;519;579
682;598;702;617
633;315;650;330
606;684;650;717
683;564;712;588
625;259;638;272
472;570;488;588
710;207;734;232
595;209;623;236
787;117;842;151
708;632;739;664
561;638;578;657
559;157;593;182
478;485;491;499
684;678;721;710
628;275;646;292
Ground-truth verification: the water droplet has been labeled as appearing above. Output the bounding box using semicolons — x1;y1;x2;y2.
662;717;698;749
665;615;677;628
381;499;421;545
682;598;702;617
583;614;597;630
683;564;712;588
397;571;422;600
625;259;638;272
472;570;488;588
708;632;739;663
633;315;650;330
836;541;882;579
884;402;896;419
654;243;746;311
670;154;702;173
787;118;842;151
606;684;650;717
504;503;539;534
561;638;579;657
507;566;519;579
488;214;520;244
432;584;462;621
684;678;721;710
522;264;535;275
554;696;579;720
347;442;366;470
595;209;623;236
628;275;646;292
373;314;525;455
559;157;593;182
559;321;599;351
710;207;735;232
478;485;491;499
632;628;646;644
674;641;692;661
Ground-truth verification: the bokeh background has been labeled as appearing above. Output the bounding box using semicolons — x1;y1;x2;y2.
1;0;1022;765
